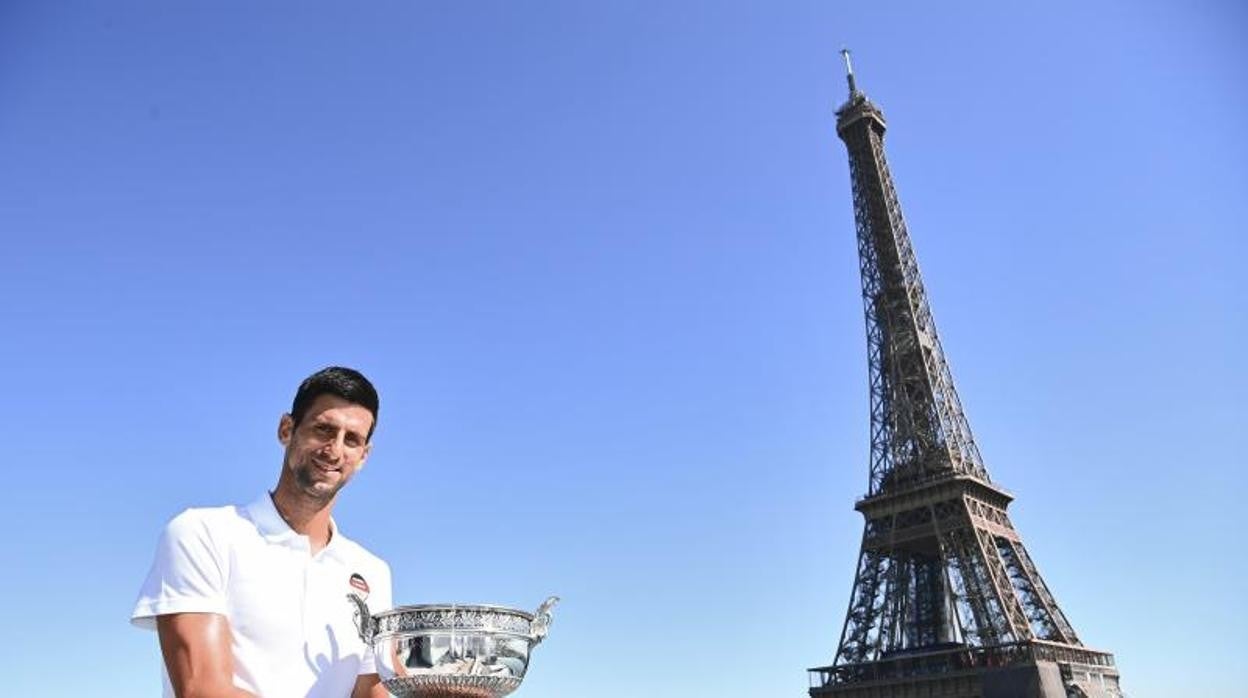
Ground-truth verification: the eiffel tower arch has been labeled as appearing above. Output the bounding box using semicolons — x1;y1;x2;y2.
807;52;1123;698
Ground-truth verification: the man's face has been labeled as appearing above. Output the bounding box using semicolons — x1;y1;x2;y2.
278;394;374;502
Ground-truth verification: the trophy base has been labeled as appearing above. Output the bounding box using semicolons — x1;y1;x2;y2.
383;674;523;698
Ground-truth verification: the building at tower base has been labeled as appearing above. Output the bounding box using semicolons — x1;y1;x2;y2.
810;643;1120;697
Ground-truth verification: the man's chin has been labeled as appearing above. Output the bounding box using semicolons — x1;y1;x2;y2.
295;472;344;501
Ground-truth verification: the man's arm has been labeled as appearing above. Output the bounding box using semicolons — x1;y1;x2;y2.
157;613;258;698
351;673;390;698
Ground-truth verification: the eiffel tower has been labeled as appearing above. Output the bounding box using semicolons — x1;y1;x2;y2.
807;52;1123;698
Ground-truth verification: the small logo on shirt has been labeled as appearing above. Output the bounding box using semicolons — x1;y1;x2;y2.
349;573;370;597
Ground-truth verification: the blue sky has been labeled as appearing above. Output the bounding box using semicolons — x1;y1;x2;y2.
1;2;1245;696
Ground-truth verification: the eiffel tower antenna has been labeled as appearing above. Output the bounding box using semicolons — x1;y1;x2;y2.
840;48;858;98
807;54;1124;698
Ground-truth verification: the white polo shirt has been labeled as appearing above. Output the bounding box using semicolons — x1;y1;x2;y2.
132;494;393;698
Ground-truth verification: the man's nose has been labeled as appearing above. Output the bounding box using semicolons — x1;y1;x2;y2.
322;434;345;461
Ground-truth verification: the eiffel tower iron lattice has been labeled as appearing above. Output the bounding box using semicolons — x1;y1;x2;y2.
807;52;1123;698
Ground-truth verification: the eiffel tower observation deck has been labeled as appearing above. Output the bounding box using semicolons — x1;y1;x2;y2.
807;52;1123;698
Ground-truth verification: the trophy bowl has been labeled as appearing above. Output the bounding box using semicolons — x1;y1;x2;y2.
348;594;558;698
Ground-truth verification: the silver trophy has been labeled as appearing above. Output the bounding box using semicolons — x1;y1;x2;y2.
348;594;558;698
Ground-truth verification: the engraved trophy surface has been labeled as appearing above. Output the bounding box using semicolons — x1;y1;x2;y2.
348;594;558;698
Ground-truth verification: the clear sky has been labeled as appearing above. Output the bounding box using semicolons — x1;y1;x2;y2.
2;1;1245;696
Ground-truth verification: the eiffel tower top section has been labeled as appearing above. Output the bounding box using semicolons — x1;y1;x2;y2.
833;50;992;499
834;48;886;136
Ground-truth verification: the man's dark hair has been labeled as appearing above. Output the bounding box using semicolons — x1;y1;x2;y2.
290;366;380;439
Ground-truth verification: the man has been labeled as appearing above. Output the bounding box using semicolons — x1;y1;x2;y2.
132;367;393;698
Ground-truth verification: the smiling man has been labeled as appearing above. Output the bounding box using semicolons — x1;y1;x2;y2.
132;367;393;697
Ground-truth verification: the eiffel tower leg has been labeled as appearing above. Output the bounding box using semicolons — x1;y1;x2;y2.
941;526;998;645
833;539;891;669
912;553;946;645
969;525;1033;643
935;535;967;645
997;536;1081;644
876;547;907;653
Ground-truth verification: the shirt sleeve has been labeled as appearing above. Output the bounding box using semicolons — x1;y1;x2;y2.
357;560;394;675
131;509;229;630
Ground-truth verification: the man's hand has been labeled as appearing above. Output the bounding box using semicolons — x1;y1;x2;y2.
156;613;259;698
351;673;390;698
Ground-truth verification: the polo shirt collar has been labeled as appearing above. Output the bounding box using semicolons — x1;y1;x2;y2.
245;492;343;553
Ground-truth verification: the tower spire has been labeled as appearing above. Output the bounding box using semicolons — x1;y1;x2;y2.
840;48;858;98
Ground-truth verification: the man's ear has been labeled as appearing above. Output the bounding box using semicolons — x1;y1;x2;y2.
278;413;294;446
358;442;373;469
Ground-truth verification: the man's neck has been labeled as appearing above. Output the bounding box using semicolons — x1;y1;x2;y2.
270;486;334;554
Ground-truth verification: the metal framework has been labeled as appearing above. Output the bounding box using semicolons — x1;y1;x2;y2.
810;52;1123;698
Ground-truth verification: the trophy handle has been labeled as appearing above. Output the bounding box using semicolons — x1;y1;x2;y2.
347;592;377;644
529;596;560;645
